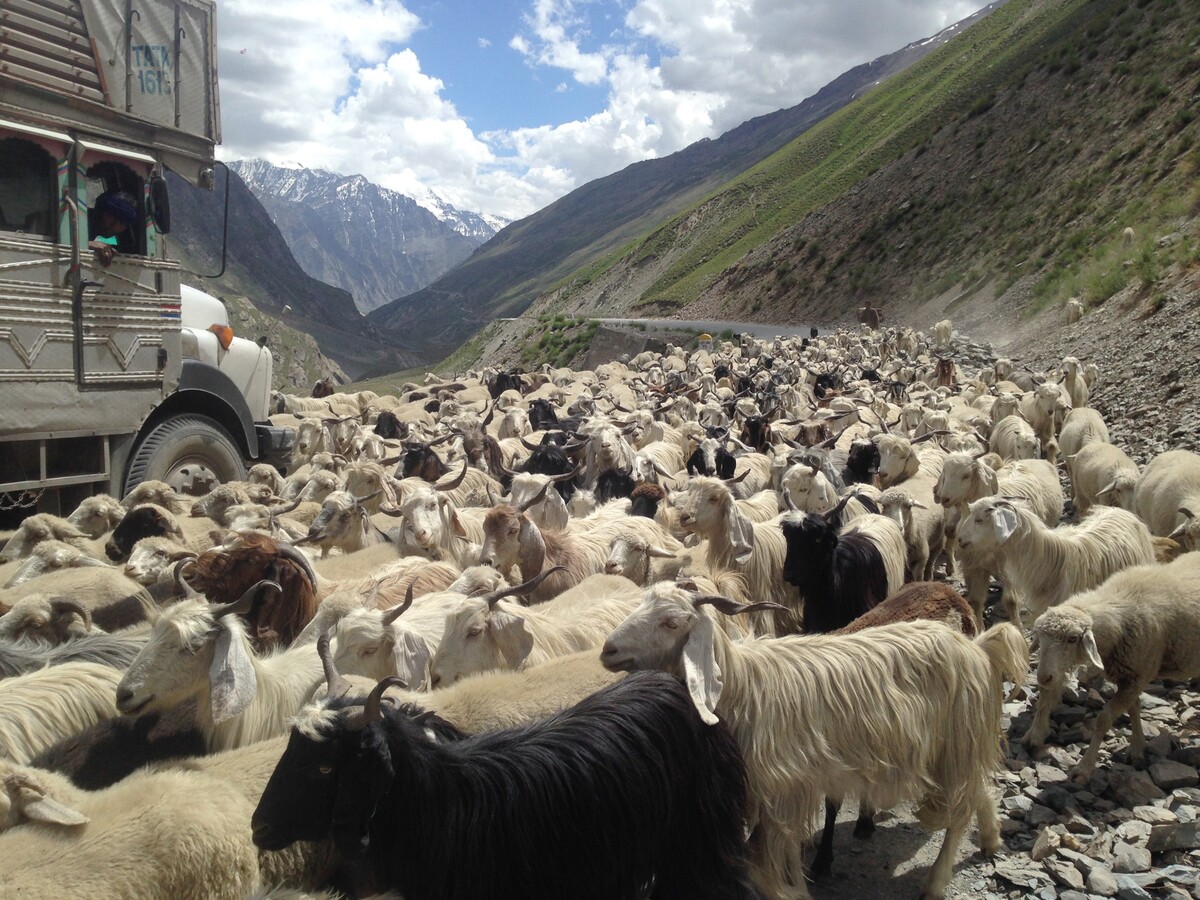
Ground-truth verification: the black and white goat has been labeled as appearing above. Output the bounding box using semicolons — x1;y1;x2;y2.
252;666;756;900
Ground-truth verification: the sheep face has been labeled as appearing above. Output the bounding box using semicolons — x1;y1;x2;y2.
1030;607;1103;689
296;471;343;505
1169;507;1200;552
124;538;195;586
0;515;88;563
954;498;1023;554
66;495;125;538
105;505;184;562
430;600;530;686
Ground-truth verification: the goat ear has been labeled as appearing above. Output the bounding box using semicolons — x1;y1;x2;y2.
990;504;1020;543
391;631;433;691
332;726;394;858
1082;628;1104;670
489;610;534;668
208;618;258;724
5;777;90;826
728;508;755;565
681;614;722;725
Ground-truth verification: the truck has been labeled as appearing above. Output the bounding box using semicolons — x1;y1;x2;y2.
0;0;293;523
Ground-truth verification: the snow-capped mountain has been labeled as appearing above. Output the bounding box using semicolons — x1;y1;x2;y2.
229;159;505;314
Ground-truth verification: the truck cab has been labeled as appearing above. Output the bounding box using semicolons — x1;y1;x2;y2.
0;0;292;521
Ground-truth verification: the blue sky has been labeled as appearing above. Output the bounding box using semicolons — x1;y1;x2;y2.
216;1;983;221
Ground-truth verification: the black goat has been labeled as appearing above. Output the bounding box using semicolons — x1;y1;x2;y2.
520;435;582;500
487;370;523;399
104;504;182;561
30;702;206;790
687;437;737;479
842;438;879;486
372;411;406;441
526;398;559;432
252;671;756;900
594;468;636;504
780;494;891;634
399;433;459;481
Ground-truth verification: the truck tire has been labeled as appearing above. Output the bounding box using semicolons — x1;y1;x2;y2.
124;414;247;496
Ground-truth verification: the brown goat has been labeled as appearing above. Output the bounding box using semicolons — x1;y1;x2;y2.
184;533;319;650
934;357;957;389
834;580;977;638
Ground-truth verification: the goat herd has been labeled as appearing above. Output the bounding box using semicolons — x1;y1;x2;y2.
2;322;1199;899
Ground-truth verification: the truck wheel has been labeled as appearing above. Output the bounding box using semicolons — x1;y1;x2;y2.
124;415;246;496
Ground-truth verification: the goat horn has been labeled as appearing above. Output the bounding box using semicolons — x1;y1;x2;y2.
480;403;495;428
722;469;749;485
692;595;789;617
822;492;856;523
518;480;552;513
351;489;384;506
519;435;541;452
549;464;581;483
317;628;352;701
435;459;469;492
381;579;417;625
364;676;407;725
212;579;281;619
427;431;463;448
49;598;92;633
270;497;303;515
375;503;405;518
486;484;498;507
782;491;798;512
277;543;318;587
173;558;202;600
482;565;567;607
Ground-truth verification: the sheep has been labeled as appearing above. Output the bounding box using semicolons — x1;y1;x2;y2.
104;503;220;562
115;581;327;753
954;499;1155;627
932;318;953;349
0;513;98;564
430;571;643;685
1;566;151;627
121;479;191;513
252;669;756;900
1069;442;1138;516
0;662;123;763
878;486;946;582
989;415;1040;463
780;499;906;634
65;493;126;538
601;584;1027;900
2;539;112;588
190;483;276;525
1135;449;1200;548
0;595;93;643
0;761;259;899
1065;298;1084;324
1022;552;1200;781
122;535;198;588
1058;405;1108;476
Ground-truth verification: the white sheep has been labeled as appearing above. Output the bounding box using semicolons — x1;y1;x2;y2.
1023;552;1200;781
65;494;126;538
601;584;1027;900
0;663;122;763
430;572;643;685
2;539;112;589
1070;442;1138;516
1065;298;1084;324
1135;449;1200;549
0;762;259;899
954;499;1155;628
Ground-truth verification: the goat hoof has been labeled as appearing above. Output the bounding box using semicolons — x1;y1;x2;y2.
809;857;832;879
852;818;875;839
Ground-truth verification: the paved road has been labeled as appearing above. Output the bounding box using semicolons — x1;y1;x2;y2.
593;318;818;340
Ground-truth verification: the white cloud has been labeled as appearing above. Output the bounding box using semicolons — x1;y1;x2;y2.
217;0;988;220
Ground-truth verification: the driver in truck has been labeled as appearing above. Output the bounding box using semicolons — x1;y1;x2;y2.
88;189;138;266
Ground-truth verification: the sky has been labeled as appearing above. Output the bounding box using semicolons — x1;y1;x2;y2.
216;0;983;222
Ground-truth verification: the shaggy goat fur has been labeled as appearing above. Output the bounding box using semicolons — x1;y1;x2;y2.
1023;553;1200;780
253;671;756;900
955;500;1155;627
0;631;145;678
0;663;123;763
602;585;1027;900
1135;449;1200;549
1071;442;1139;516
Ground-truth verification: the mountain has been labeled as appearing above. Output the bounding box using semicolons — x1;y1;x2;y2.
367;0;1008;363
165;167;424;380
229;160;504;314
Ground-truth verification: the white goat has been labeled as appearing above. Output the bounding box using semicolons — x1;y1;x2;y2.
1135;449;1200;549
601;584;1026;900
1070;443;1138;516
0;663;122;763
955;499;1155;627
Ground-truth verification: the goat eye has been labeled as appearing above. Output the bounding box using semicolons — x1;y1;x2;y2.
662;619;679;630
1066;636;1078;643
318;765;334;775
467;625;484;637
360;647;377;657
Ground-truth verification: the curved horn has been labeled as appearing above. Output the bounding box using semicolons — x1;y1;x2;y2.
434;459;469;492
782;490;798;512
381;579;416;625
270;497;303;515
519;435;541;452
486;484;498;507
211;579;281;619
351;488;384;506
722;469;750;485
481;565;567;607
692;594;789;617
428;431;463;448
277;543;318;587
364;676;407;724
518;480;552;513
49;598;92;633
822;492;856;523
317;628;352;701
549;464;581;483
173;558;203;599
480;403;495;428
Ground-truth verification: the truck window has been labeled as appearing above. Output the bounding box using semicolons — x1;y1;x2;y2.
86;162;145;255
0;138;55;238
